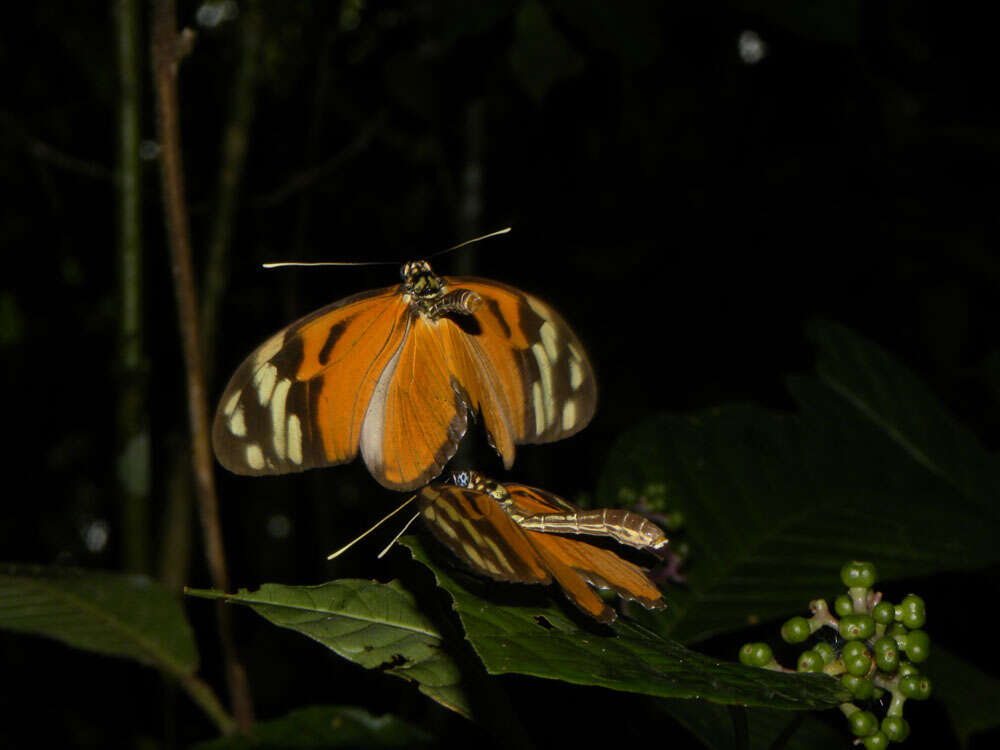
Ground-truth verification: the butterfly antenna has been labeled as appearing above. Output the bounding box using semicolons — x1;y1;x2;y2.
262;259;400;269
377;512;421;559
326;495;417;560
427;226;512;260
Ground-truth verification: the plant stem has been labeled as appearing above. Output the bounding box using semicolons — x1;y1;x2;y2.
150;0;253;731
200;0;262;381
115;0;150;574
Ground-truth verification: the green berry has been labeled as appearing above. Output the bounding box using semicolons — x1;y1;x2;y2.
813;642;836;664
739;642;773;667
874;642;899;673
841;561;877;589
797;650;824;673
887;622;908;638
899;674;933;700
871;601;894;624
898;662;919;678
895;594;926;629
848;710;879;737
881;716;910;742
842;641;871;676
841;673;874;700
863;731;889;749
905;629;931;663
834;594;854;616
840;614;875;641
781;616;812;644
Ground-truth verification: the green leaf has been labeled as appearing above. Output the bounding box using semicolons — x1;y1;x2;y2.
195;706;433;749
0;564;197;676
187;579;469;717
597;323;1000;644
402;537;848;710
927;647;1000;747
654;698;844;750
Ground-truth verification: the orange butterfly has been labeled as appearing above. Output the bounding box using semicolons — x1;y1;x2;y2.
417;471;667;623
212;260;597;490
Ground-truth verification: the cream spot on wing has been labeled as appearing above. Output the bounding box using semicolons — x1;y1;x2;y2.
223;389;241;417
228;405;247;437
526;296;549;319
246;443;265;470
287;414;303;465
531;342;555;425
462;542;488;571
532;381;546;435
569;359;584;390
438;518;460;540
270;378;292;459
568;342;583;363
539;321;559;361
254;363;278;406
562;400;578;431
254;332;284;367
483;537;515;574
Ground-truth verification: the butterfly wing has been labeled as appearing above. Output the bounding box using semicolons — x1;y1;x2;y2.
505;483;666;616
417;483;552;583
449;277;597;454
212;286;410;476
526;532;666;614
359;318;473;490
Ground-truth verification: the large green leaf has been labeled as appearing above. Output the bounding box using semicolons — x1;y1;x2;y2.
187;579;469;717
195;706;432;749
402;537;848;710
653;698;844;749
928;648;1000;748
0;564;197;677
596;323;1000;644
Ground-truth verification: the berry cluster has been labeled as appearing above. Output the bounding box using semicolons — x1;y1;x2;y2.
739;562;931;747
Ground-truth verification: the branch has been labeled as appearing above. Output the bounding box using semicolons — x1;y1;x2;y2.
150;0;253;732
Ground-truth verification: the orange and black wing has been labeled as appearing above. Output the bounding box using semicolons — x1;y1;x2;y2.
212;286;410;478
417;483;551;584
527;532;666;614
447;277;598;460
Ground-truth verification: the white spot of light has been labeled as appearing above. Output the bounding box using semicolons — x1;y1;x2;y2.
196;1;239;29
82;519;110;553
738;30;767;65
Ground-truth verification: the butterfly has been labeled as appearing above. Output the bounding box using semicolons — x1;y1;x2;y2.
212;260;597;491
416;470;667;623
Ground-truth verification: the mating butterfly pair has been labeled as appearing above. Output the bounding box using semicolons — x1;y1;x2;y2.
213;257;666;621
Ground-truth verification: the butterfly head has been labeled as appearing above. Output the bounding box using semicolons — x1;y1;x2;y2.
449;469;509;501
401;260;445;298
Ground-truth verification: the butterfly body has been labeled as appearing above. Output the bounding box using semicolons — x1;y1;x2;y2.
213;261;597;490
418;471;667;623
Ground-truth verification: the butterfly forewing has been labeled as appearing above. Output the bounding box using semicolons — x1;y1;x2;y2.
212;286;406;476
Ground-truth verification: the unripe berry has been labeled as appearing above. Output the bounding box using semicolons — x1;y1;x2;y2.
905;629;930;663
863;731;888;749
895;594;926;629
899;674;932;700
841;673;874;700
871;601;894;624
841;561;877;588
781;616;811;644
848;710;879;737
739;642;773;667
813;642;836;665
881;716;910;742
840;614;875;640
797;650;823;673
834;594;854;616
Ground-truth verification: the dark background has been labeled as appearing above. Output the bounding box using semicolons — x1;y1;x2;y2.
1;1;997;747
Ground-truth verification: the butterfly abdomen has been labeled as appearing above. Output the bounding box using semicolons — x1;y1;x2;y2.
518;508;668;553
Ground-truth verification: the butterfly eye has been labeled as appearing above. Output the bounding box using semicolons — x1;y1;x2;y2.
453;471;470;487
